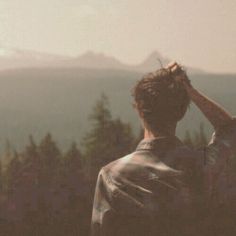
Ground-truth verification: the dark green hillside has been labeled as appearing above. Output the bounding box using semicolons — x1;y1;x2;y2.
0;68;235;152
0;68;140;152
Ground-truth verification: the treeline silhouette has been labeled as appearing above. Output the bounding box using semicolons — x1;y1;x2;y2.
0;94;208;236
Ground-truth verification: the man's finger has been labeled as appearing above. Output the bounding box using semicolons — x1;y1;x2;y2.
170;64;181;73
166;61;178;69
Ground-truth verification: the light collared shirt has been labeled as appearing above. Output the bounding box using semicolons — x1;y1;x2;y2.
91;119;236;236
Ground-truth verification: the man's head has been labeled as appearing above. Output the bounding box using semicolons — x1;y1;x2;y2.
132;67;190;135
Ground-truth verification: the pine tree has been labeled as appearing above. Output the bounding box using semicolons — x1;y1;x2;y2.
39;133;60;163
5;151;21;196
38;133;61;190
109;118;135;159
83;94;135;183
65;142;82;168
63;142;84;191
24;135;38;160
21;135;40;189
1;139;14;169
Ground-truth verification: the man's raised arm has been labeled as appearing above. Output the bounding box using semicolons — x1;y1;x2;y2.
169;63;236;196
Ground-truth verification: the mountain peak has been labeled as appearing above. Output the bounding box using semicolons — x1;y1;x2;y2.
146;50;163;59
142;51;169;65
0;47;204;74
131;51;170;73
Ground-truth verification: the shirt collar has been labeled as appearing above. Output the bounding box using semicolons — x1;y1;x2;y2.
136;136;183;152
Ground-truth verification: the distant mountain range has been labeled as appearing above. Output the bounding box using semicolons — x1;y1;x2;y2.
0;46;204;74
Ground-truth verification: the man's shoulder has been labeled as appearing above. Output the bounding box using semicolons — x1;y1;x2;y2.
100;150;156;183
99;144;205;187
102;152;137;175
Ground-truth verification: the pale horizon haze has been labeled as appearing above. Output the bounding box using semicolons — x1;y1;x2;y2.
0;0;236;73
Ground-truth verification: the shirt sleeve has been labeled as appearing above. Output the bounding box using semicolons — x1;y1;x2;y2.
199;118;236;198
90;169;114;236
90;167;154;236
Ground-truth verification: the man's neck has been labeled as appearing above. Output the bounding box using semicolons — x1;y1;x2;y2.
144;125;176;139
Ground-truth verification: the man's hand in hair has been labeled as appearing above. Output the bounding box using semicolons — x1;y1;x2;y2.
166;62;191;87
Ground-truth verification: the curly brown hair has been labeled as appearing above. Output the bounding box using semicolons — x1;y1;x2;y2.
132;68;190;133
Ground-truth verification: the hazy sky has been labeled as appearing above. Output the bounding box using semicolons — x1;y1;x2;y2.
0;0;236;73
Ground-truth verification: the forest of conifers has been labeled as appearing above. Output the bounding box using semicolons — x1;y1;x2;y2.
0;94;209;236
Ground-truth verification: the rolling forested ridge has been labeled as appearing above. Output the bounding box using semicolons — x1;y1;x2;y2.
0;62;236;235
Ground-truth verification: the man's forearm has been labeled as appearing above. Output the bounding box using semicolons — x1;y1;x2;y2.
184;83;232;130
